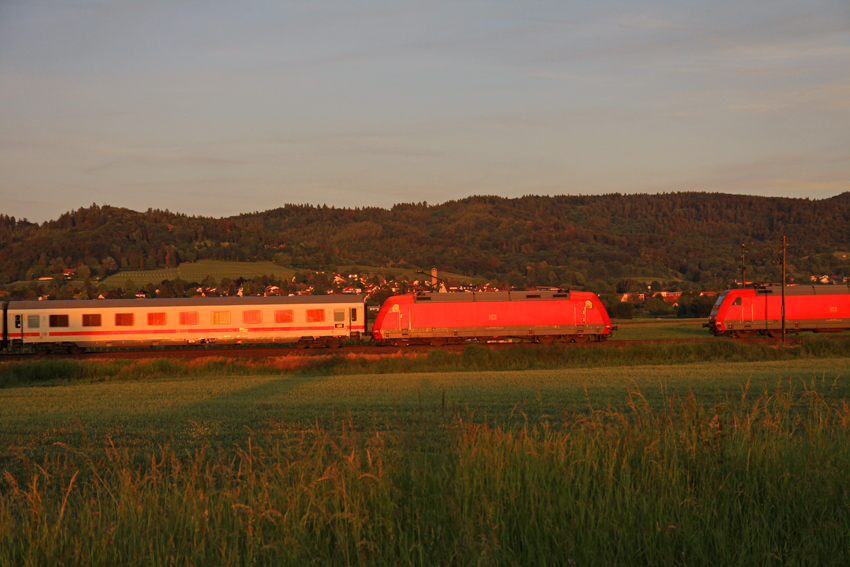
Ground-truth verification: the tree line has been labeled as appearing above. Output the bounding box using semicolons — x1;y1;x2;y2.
2;192;849;295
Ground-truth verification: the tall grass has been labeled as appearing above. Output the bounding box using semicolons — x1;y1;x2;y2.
0;357;283;388
2;380;849;566
295;338;850;376
3;338;850;387
0;339;850;388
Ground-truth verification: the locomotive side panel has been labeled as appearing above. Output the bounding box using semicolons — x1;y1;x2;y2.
784;291;850;332
373;291;613;344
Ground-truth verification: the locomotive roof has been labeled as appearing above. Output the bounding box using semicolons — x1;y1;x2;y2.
753;285;850;296
413;291;572;303
6;295;365;310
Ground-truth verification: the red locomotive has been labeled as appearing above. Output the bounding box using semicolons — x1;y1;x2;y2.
372;290;614;346
706;285;850;338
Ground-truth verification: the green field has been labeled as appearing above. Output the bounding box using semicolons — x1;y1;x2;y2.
2;350;850;565
97;260;478;289
99;260;298;288
613;318;710;340
3;358;849;452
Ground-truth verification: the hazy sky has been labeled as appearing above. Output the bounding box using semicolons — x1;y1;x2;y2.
1;1;848;223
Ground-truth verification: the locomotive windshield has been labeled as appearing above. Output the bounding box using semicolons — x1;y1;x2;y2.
709;291;728;319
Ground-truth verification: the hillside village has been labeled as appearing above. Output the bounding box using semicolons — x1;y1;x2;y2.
8;261;848;322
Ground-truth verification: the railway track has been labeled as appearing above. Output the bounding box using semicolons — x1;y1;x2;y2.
0;335;820;362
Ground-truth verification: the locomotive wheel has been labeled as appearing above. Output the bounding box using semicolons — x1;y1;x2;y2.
734;331;754;338
536;336;555;345
430;338;447;347
765;329;782;339
394;339;410;347
572;335;590;344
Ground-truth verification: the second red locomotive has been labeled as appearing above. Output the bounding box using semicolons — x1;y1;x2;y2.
706;285;850;338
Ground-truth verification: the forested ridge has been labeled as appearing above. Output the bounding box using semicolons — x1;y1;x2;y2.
2;192;849;291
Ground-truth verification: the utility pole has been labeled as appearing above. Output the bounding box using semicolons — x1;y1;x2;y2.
781;236;786;345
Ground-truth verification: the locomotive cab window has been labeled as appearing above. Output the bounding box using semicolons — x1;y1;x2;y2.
49;314;69;328
27;315;40;329
82;314;102;327
585;300;594;309
732;298;742;306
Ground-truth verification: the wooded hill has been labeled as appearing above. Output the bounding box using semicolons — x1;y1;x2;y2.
2;192;849;293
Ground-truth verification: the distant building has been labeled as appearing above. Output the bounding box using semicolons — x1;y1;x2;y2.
657;291;682;304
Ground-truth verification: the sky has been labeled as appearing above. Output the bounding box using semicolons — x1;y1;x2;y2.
1;0;849;223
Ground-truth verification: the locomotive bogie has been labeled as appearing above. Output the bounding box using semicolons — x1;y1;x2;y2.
2;296;366;353
372;290;614;346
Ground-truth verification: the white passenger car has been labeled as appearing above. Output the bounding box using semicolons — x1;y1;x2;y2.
2;296;366;354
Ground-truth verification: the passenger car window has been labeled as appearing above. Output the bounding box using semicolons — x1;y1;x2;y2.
148;313;167;325
82;314;102;327
115;313;134;326
306;309;325;323
179;312;199;325
27;315;40;329
243;310;262;324
49;315;69;327
211;311;231;324
334;309;345;322
274;310;294;323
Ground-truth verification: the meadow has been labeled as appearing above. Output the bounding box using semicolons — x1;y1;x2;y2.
613;318;711;340
97;260;478;289
99;260;297;288
2;342;850;565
